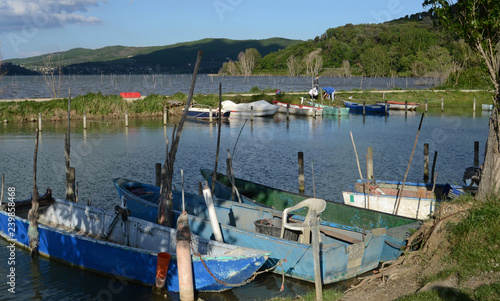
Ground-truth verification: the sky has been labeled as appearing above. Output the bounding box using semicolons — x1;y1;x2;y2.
0;0;428;60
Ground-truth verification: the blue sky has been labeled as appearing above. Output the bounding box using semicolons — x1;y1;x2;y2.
0;0;427;60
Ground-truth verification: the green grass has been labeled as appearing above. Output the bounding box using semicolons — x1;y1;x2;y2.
447;196;500;277
0;89;494;122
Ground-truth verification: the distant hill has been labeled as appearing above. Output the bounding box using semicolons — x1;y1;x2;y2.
5;38;301;75
0;62;40;75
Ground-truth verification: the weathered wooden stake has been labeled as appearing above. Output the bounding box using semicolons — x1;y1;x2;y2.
474;141;479;167
473;98;476;112
176;212;194;301
38;113;42;131
250;106;254;121
312;212;323;301
125;110;129;127
209;107;213;123
431;151;438;184
405;100;408;116
66;167;76;202
298;152;305;192
157;50;202;228
366;147;373;181
211;83;223;195
384;100;388;115
28;128;40;256
163;106;167;125
83;111;87;129
425;100;428;113
155;163;162;186
1;174;4;206
363;100;366;115
286;103;290;121
424;143;429;182
441;99;444;112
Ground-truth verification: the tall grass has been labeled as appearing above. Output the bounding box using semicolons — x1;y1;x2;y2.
0;90;494;121
447;196;500;277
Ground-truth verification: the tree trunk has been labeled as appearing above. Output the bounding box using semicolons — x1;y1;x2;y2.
476;95;500;200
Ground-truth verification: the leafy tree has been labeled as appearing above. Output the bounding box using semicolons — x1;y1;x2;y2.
423;0;500;199
238;48;261;76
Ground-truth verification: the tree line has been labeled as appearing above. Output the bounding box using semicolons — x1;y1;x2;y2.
219;16;492;89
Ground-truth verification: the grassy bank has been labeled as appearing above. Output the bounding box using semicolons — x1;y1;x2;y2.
0;89;494;122
268;195;500;301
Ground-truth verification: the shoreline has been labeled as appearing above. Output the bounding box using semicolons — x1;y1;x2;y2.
0;89;490;103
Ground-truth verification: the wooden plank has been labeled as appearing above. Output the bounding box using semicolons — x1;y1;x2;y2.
279;215;362;244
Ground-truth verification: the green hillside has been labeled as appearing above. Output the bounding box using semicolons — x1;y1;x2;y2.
5;38;301;75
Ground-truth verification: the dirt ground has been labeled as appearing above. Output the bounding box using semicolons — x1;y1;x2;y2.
340;202;500;301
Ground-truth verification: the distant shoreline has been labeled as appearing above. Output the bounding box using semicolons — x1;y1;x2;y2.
0;89;490;103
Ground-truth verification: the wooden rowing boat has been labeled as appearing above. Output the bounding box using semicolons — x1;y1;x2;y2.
0;191;269;292
113;178;390;284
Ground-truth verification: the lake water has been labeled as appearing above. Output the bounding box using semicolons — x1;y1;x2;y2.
0;106;491;300
0;74;439;99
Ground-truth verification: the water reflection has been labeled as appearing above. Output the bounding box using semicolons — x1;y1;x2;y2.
0;108;490;300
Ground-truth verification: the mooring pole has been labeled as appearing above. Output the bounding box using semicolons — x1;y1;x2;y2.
298;152;305;193
474;141;479;167
424;143;429;182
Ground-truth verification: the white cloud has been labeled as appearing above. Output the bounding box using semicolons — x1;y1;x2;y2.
0;0;105;31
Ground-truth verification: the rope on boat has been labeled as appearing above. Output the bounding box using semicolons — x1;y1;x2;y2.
190;241;288;290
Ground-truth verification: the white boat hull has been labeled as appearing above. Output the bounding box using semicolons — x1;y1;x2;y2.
342;191;435;220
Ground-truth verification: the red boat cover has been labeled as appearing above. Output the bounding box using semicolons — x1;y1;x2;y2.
120;92;141;98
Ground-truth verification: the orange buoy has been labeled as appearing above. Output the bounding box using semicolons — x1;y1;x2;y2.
155;252;171;288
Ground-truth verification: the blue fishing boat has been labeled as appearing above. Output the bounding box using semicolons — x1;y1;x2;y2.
199;169;421;262
343;100;388;114
0;192;270;292
184;107;230;120
113;178;389;285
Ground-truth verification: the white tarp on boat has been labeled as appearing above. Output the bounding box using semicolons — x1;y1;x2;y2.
221;100;277;112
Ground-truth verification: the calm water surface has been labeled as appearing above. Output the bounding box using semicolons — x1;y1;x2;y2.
0;74;438;99
0;108;490;300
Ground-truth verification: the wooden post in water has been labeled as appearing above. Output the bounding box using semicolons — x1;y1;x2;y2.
474;141;479;167
473;98;476;112
286;103;290;121
425;100;428;113
385;101;388;115
163;106;167;125
366;147;373;181
441;99;444;112
405;100;408;115
298;152;305;193
28;128;40;256
363;100;366;116
424;143;429;182
38;113;42;131
1;174;4;206
125;110;129;127
250;106;254;122
176;212;194;301
209;107;213;123
65;89;76;203
155;163;162;186
312;211;323;301
431;151;438;185
83;111;87;129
